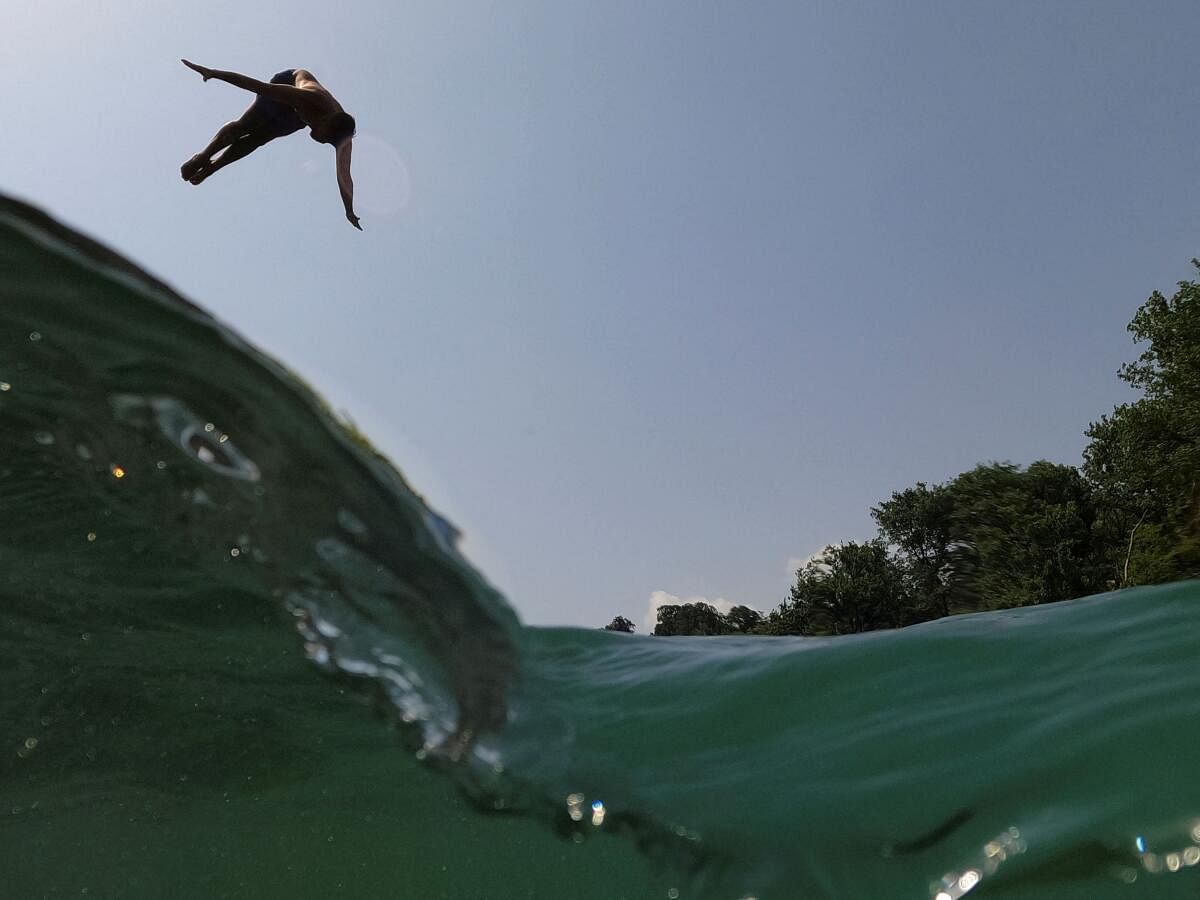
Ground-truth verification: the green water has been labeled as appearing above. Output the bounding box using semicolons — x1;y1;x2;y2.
2;194;1199;898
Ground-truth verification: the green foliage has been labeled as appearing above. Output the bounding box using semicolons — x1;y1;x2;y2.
945;462;1102;608
725;605;764;634
1083;402;1190;585
652;603;763;636
768;541;910;636
1121;265;1200;401
872;482;957;618
1083;264;1200;585
654;602;732;636
603;616;636;633
760;262;1200;633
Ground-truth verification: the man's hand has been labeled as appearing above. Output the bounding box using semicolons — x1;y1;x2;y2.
346;211;363;231
181;59;213;81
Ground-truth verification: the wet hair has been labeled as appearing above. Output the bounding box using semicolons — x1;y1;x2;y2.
327;112;357;146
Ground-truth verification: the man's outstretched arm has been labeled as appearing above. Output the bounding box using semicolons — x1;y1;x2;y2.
181;59;309;107
336;141;362;230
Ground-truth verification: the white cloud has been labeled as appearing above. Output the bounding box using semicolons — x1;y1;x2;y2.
784;537;870;579
785;554;815;576
785;548;834;578
642;590;739;634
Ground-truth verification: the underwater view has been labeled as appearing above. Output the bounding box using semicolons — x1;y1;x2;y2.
3;194;1200;898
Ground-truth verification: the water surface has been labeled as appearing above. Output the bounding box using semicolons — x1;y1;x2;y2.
2;195;1198;898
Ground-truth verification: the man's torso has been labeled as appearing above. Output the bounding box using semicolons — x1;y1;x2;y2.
288;69;343;125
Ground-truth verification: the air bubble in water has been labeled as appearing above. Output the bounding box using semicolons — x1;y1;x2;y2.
110;395;260;481
337;508;369;537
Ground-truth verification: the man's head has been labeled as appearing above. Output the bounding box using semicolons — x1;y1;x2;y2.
314;111;356;147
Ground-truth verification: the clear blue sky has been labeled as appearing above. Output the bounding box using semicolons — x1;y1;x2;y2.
5;1;1200;627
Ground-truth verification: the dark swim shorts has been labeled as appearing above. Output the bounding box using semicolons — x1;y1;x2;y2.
248;69;305;138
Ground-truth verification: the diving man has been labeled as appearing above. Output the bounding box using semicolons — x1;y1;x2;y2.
180;60;361;230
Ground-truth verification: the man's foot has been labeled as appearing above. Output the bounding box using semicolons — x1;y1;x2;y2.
180;154;209;180
188;166;212;186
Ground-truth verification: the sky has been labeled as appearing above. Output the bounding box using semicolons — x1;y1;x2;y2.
4;1;1200;628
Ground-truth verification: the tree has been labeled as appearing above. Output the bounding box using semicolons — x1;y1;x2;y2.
872;482;958;618
1084;402;1189;586
1083;264;1200;585
767;541;910;635
654;602;730;636
602;616;635;633
946;461;1102;608
725;605;763;634
1121;266;1200;403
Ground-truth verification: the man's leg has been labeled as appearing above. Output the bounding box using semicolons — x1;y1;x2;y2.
180;105;264;179
187;132;273;184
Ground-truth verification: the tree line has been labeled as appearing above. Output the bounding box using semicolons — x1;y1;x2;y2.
605;261;1200;636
